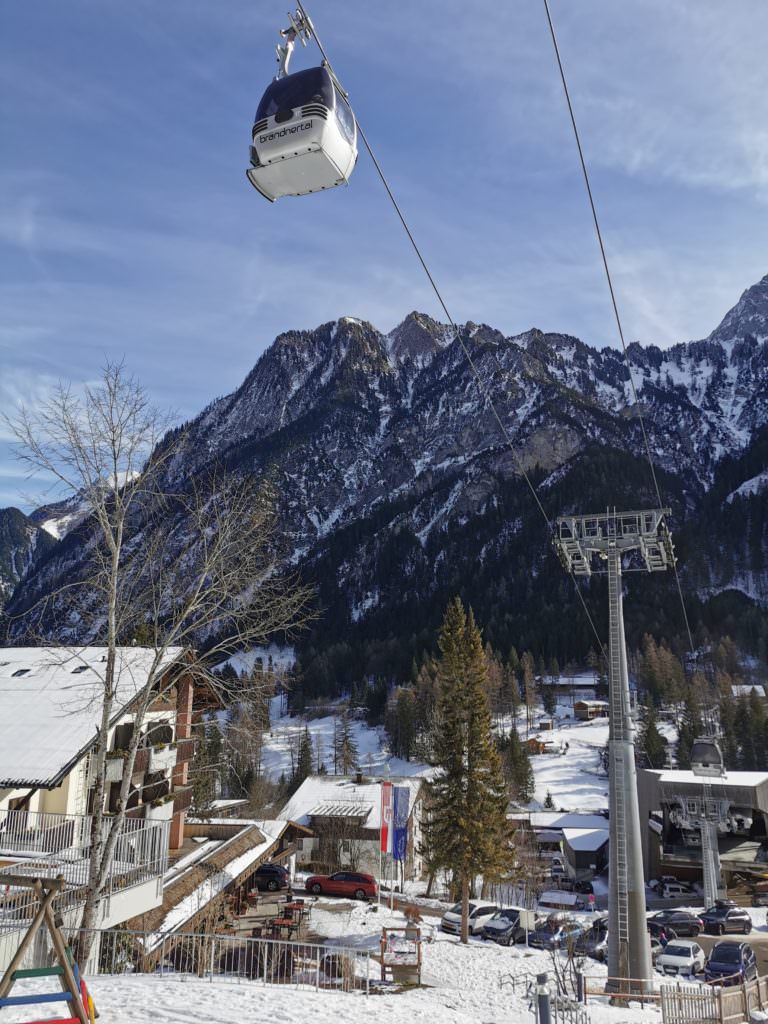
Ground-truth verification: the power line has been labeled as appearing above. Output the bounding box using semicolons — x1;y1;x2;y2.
540;0;696;657
296;1;608;660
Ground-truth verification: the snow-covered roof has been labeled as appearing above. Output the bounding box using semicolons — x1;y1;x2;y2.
147;825;275;948
562;827;609;852
309;800;373;821
652;769;768;787
574;699;609;708
279;775;423;829
528;812;609;830
210;798;249;810
732;685;766;697
0;646;185;788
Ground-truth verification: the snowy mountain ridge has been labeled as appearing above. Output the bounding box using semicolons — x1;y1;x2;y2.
4;274;768;640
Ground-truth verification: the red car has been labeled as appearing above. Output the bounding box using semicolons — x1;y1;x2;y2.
305;871;377;900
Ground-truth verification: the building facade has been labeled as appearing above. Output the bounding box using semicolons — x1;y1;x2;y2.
0;646;196;952
280;774;426;881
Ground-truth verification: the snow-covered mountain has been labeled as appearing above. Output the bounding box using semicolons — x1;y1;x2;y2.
5;275;768;648
0;507;56;607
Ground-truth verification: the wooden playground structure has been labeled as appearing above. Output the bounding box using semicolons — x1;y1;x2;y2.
0;873;96;1024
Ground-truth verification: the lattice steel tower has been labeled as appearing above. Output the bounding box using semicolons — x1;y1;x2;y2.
555;509;676;993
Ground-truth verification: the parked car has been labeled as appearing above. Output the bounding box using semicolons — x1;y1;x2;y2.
574;880;594;895
574;919;608;961
752;891;768;908
441;901;499;937
662;882;695;899
304;871;377;900
655;939;706;977
704;941;758;985
649;875;679;894
649;937;664;962
481;908;527;946
648;910;703;937
252;862;290;892
700;902;752;936
528;917;584;951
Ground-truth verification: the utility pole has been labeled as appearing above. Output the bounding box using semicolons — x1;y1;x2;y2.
555;508;676;994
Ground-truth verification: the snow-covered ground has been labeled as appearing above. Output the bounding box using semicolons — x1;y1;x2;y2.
257;675;674;815
2;902;657;1024
260;705;432;781
525;690;676;811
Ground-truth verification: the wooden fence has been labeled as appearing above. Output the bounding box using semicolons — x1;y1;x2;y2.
585;972;768;1024
659;975;768;1024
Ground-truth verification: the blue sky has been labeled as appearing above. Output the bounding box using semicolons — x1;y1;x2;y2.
2;1;768;509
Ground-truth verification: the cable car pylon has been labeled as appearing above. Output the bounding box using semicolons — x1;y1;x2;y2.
555;509;676;995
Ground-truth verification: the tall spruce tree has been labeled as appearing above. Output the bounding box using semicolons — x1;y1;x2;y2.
292;726;313;792
333;709;359;774
426;597;514;943
521;652;537;737
501;728;535;804
637;701;667;769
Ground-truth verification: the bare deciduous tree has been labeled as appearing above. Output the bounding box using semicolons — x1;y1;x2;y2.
6;363;313;960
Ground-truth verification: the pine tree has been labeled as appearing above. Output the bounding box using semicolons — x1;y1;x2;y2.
333;709;359;773
425;597;514;943
521;652;537;737
637;702;666;769
291;726;313;792
543;790;555;809
502;728;535;804
677;690;703;769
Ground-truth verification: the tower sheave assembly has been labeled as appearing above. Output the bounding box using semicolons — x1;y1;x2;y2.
555;508;676;993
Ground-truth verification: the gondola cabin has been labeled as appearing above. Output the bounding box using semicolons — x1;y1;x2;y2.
247;66;357;201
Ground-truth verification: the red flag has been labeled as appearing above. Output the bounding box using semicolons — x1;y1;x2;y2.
380;781;393;853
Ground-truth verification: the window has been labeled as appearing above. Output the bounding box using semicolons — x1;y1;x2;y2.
256;67;334;120
11;668;30;677
335;98;355;145
296;838;304;851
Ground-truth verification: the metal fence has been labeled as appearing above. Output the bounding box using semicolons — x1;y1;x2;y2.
0;809;169;898
6;926;373;996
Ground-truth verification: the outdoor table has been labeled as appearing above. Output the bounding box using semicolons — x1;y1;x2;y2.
285;901;310;921
270;917;299;939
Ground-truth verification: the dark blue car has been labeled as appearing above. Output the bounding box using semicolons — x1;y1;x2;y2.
704;941;757;985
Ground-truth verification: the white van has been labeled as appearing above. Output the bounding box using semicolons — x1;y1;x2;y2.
662;882;693;899
441;900;500;936
537;890;586;913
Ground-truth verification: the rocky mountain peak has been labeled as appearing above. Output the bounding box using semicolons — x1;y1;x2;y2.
386;311;451;366
708;273;768;347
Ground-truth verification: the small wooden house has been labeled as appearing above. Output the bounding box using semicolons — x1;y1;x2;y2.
574;699;609;721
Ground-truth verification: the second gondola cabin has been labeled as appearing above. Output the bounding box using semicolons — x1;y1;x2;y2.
247;66;357;202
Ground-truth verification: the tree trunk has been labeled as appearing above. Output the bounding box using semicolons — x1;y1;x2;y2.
425;869;435;899
460;874;469;945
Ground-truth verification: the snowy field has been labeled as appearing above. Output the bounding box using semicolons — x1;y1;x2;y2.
3;902;656;1024
260;705;432;781
525;685;676;811
258;673;676;814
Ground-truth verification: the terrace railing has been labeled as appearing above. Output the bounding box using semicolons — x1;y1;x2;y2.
2;925;374;996
0;808;169;925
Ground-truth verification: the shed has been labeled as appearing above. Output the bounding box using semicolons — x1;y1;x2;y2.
574;699;609;721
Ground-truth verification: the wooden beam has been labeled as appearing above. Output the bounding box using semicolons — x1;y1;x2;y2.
0;882;57;998
42;904;88;1024
0;874;66;892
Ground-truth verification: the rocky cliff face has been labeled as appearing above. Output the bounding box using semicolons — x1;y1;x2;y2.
5;276;768;645
0;507;55;607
